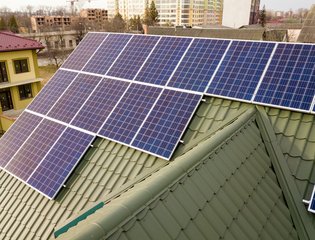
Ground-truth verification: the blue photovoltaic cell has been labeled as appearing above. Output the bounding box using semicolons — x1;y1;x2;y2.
83;34;132;75
168;39;230;92
135;37;192;86
61;33;107;70
0;112;42;167
99;84;162;144
48;74;102;123
71;78;130;133
309;186;315;213
106;35;160;80
5;120;66;181
132;90;201;159
27;70;78;115
255;44;315;111
207;41;275;101
27;128;94;199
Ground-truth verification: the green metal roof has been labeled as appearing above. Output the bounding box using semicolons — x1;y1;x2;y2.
0;97;314;239
56;107;299;240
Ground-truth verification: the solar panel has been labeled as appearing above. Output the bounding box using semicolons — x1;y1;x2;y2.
254;43;315;111
207;41;275;101
0;112;42;167
135;37;192;86
27;70;78;115
168;39;230;92
5;119;66;181
106;35;160;80
47;74;102;123
61;33;107;71
309;186;315;213
99;84;162;144
71;78;130;133
83;34;132;75
4;33;315;200
27;128;94;199
132;90;201;159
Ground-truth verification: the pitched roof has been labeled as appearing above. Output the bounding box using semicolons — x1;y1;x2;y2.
56;106;300;240
1;96;315;239
0;31;44;52
298;5;315;43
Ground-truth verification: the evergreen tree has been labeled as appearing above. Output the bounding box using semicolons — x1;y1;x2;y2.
129;15;143;32
143;6;151;26
112;13;126;32
149;1;159;25
8;15;19;33
259;5;266;28
143;1;159;26
0;18;7;31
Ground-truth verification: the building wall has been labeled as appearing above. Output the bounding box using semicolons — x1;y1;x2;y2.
21;31;78;52
0;50;37;83
222;0;252;28
9;82;41;110
108;0;217;26
205;0;223;25
0;49;42;132
108;0;147;19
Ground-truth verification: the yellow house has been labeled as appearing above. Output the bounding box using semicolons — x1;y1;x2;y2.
0;31;44;132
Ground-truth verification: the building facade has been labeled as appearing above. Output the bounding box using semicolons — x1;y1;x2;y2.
0;32;44;132
205;0;223;25
31;16;72;33
31;8;108;33
108;0;223;26
222;0;260;28
107;0;147;19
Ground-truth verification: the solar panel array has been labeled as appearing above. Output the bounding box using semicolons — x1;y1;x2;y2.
1;32;315;200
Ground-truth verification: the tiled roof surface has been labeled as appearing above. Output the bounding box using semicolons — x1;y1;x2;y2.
265;108;315;201
0;138;165;240
57;108;298;240
0;32;44;52
298;5;315;43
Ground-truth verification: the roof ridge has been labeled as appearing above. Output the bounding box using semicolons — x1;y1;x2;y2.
1;31;38;44
56;108;257;239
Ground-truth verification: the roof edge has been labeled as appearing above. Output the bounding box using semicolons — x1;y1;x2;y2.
56;108;257;240
256;106;315;240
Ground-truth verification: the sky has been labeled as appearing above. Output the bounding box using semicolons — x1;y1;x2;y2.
0;0;107;11
0;0;313;12
260;0;313;11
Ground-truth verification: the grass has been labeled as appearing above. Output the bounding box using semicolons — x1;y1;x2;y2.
38;65;58;86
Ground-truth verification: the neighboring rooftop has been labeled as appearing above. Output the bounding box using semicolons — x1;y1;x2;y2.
146;27;287;41
0;31;44;52
298;5;315;43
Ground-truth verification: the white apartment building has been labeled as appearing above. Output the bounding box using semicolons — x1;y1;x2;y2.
107;0;147;19
107;0;223;26
222;0;260;28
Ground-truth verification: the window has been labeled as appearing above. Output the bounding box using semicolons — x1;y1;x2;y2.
19;84;33;100
14;59;29;74
0;62;8;83
69;40;73;48
0;88;13;111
